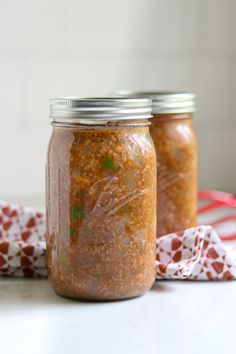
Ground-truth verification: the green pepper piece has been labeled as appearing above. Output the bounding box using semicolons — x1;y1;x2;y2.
71;205;85;220
89;273;102;280
68;227;75;237
101;156;115;170
121;204;131;214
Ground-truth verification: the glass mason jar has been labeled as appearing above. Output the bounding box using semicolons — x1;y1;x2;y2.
117;92;197;237
46;97;157;300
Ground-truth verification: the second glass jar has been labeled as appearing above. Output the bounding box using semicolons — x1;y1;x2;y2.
118;92;197;237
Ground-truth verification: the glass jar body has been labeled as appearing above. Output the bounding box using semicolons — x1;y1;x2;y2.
46;123;157;300
150;113;197;237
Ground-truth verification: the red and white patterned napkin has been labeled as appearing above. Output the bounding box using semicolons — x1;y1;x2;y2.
0;200;236;280
156;225;236;280
0;200;46;277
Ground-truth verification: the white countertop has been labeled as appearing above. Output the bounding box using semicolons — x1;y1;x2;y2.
0;278;236;354
1;206;236;354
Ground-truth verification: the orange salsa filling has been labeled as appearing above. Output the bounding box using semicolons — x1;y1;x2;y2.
47;125;156;300
150;113;197;237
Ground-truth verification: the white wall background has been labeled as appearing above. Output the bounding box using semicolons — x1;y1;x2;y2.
0;0;236;206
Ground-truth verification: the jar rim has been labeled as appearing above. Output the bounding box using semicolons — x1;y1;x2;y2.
114;91;196;114
50;97;153;122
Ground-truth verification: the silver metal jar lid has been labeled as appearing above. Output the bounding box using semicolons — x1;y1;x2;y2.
50;97;152;123
115;91;195;114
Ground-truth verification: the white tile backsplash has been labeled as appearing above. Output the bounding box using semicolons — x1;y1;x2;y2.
109;57;230;124
0;57;29;128
205;0;236;53
0;0;65;49
229;60;236;129
191;59;230;122
200;132;236;192
0;0;235;203
28;56;114;129
66;0;199;52
0;129;50;198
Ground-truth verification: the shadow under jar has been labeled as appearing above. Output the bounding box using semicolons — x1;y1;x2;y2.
117;92;197;237
46;97;157;300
